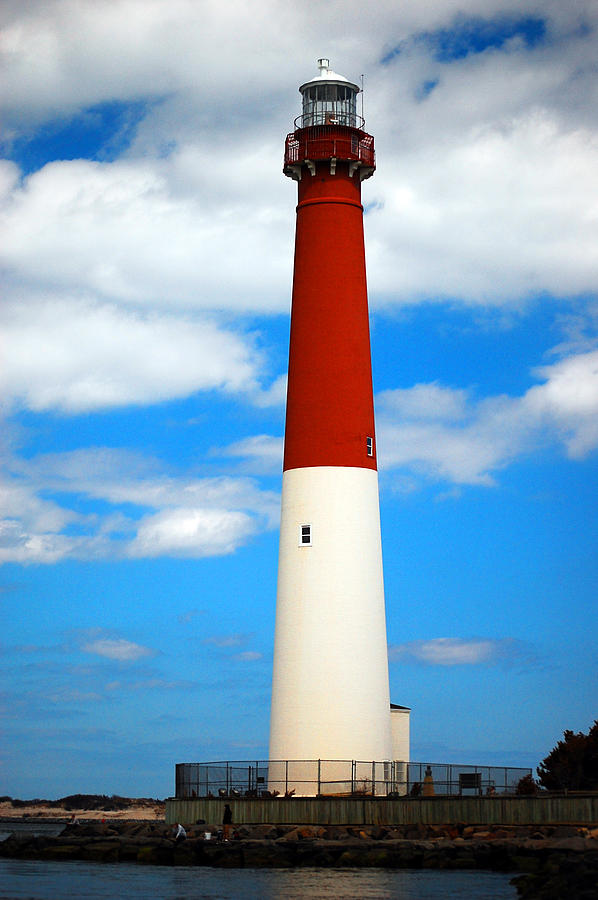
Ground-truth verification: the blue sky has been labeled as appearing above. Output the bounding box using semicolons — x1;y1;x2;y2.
1;0;597;799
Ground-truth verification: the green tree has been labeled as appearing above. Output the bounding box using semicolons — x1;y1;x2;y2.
536;720;598;790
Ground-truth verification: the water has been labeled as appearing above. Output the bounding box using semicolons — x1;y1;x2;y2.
0;858;517;899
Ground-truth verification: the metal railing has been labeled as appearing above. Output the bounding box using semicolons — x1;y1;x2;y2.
175;760;531;799
294;112;366;129
284;125;375;169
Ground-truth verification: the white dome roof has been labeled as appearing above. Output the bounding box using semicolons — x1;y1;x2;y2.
299;58;359;94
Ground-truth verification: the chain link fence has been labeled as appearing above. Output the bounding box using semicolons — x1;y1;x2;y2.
176;760;531;799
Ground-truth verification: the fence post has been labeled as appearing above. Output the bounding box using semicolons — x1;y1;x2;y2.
317;759;321;796
285;760;288;795
351;760;355;795
372;760;376;796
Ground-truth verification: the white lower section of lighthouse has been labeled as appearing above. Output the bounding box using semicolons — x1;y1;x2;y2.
269;465;393;778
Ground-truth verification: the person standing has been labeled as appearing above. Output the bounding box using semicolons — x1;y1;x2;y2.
222;804;232;841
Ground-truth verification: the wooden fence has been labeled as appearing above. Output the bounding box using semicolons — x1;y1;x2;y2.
165;794;598;827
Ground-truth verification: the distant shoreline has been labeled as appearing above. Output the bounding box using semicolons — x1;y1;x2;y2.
0;801;165;822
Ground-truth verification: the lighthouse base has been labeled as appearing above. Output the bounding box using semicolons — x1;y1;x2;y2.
269;466;392;776
267;758;395;798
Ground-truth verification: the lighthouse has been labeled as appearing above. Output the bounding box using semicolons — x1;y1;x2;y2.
269;60;400;792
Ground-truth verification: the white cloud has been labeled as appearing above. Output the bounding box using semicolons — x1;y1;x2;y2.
0;296;261;413
219;434;284;474
252;375;287;409
82;637;155;661
0;518;77;564
389;637;525;665
377;348;598;486
525;350;598;457
2;1;595;135
377;383;469;421
0;447;279;564
0;156;290;316
368;114;598;305
1;1;597;345
127;507;255;558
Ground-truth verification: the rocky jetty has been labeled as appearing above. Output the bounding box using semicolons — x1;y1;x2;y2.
2;820;598;896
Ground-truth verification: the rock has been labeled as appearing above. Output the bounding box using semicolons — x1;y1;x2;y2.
511;851;598;899
242;841;295;868
136;843;174;865
277;825;323;841
246;824;278;840
39;844;81;861
551;837;588;852
551;825;581;839
81;841;120;862
337;848;368;866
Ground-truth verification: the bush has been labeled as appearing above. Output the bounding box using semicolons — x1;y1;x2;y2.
516;774;539;795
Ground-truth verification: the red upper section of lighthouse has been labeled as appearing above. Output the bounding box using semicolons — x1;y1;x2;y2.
283;146;377;472
282;61;378;473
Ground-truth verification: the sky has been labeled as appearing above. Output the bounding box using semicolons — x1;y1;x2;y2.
1;0;597;800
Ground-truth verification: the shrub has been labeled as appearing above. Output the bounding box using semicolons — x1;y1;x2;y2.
516;774;539;795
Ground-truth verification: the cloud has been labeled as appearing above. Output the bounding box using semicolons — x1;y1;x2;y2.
203;634;247;649
252;375;287;409
48;688;103;704
0;518;82;565
106;677;186;692
368;113;598;305
127;507;256;558
1;1;597;344
203;635;262;661
377;347;598;486
0;295;261;414
525;350;598;458
378;383;469;422
233;651;263;662
0;447;280;563
82;637;155;661
0;154;290;315
389;637;528;666
219;434;284;474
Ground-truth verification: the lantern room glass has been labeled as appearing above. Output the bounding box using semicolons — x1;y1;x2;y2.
301;82;358;128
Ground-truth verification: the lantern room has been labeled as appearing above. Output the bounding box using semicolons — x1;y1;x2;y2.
298;58;362;129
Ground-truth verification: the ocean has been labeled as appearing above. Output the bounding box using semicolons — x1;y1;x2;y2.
0;858;517;899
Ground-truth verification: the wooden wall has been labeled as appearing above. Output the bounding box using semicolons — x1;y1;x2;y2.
166;795;598;827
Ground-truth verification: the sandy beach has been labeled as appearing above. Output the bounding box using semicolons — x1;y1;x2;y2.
0;800;165;821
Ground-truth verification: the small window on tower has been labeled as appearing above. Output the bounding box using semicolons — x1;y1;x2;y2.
366;436;374;457
299;524;312;546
